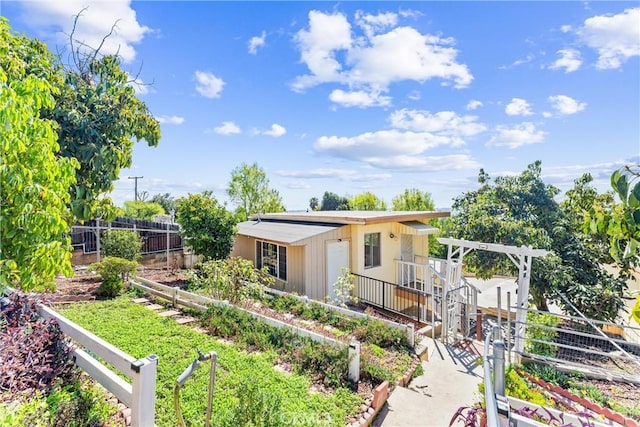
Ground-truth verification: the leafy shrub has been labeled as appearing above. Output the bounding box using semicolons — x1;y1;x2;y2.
224;377;284;426
327;268;358;308
0;293;77;395
89;256;138;297
521;362;572;388
525;311;560;357
352;319;410;351
504;365;549;406
101;230;142;261
190;257;272;304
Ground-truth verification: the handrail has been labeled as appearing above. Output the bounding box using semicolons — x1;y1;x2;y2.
483;326;500;427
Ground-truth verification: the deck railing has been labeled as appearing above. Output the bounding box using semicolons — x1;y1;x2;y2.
354;273;439;324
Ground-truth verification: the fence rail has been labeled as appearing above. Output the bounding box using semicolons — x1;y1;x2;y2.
70;216;183;255
37;304;158;426
514;307;640;383
354;274;440;325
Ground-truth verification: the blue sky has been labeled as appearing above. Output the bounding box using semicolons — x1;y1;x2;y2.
3;1;639;211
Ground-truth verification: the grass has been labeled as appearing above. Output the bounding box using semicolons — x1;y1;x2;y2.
58;298;363;427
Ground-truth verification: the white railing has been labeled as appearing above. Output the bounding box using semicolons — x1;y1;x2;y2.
38;304;158;427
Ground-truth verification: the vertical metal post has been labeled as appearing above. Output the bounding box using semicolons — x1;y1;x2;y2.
348;341;360;382
493;340;505;396
496;286;502;329
131;354;158;427
382;279;385;310
96;218;101;262
506;291;512;364
166;222;170;269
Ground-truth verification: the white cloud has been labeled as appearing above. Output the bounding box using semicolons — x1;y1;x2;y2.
547;95;587;115
195;71;225;98
248;31;266;55
284;181;312;190
466;100;483;110
213;121;241;135
560;25;573;33
549;49;583;73
505;98;533;116
125;72;152;95
262;124;287;137
276;168;393;182
15;1;150;63
577;7;640;69
292;10;473;104
156;115;185;125
389;109;486;140
499;53;534;69
408;91;421;101
486;122;546;148
355;10;398;38
329;89;392;108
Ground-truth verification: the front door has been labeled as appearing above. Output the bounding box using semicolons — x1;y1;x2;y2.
326;240;350;301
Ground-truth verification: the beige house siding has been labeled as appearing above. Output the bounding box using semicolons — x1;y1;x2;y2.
283;245;305;294
298;226;351;301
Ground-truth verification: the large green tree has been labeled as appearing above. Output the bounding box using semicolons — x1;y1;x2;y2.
123;200;165;221
319;191;351;211
150;193;177;215
0;18;78;291
392;188;436;211
449;162;625;321
176;192;236;260
349;192;387;211
227;162;285;221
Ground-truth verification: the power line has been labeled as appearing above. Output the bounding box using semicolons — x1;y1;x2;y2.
128;176;144;201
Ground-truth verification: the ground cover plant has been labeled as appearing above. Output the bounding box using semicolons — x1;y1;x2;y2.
0;293;120;426
59;297;363;427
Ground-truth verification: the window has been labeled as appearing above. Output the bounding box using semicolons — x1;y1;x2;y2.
256;241;287;281
364;232;381;268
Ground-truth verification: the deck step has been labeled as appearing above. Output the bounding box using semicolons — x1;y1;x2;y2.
132;298;150;304
175;317;196;325
158;310;181;317
145;304;164;311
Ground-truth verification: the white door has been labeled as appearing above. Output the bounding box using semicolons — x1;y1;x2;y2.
326;240;350;301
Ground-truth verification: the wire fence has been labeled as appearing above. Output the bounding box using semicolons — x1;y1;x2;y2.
70;217;183;255
514;307;640;383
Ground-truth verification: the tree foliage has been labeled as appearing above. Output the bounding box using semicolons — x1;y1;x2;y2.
319;191;351;211
0;18;77;291
176;192;236;260
227;162;285;222
123;200;165;221
150;193;176;215
189;257;273;304
309;197;319;211
449;162;626;321
391;188;436;211
587;165;640;324
349;192;387;211
101;230;142;261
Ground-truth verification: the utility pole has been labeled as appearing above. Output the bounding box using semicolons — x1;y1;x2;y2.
128;176;144;201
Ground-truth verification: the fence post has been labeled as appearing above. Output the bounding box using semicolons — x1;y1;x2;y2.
382;279;386;310
348;340;360;383
166;222;170;269
131;354;158;427
493;340;505;396
96;218;101;262
173;287;178;308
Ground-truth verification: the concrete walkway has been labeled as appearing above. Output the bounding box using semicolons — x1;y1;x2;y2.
373;338;484;427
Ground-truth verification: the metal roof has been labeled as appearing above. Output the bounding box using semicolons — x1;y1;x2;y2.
249;210;449;225
400;221;440;235
236;220;343;245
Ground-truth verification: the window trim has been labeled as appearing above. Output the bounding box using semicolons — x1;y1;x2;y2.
256;240;287;281
364;232;381;269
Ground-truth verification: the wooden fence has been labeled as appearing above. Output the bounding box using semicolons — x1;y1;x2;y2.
38;304;158;426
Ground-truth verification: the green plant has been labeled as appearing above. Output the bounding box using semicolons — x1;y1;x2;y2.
101;229;143;261
352;319;410;351
89;256;138;297
525;311;560;357
521;362;572;388
123;200;165;221
59;298;363;426
327;268;358;308
0;293;78;395
504;365;549;406
176;191;236;260
190;257;271;304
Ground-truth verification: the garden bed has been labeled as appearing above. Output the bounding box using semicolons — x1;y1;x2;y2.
58;297;363;427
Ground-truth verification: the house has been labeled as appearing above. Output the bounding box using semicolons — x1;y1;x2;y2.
232;211;450;321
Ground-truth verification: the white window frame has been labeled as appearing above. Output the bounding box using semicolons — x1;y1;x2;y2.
256;240;287;281
364;232;381;269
